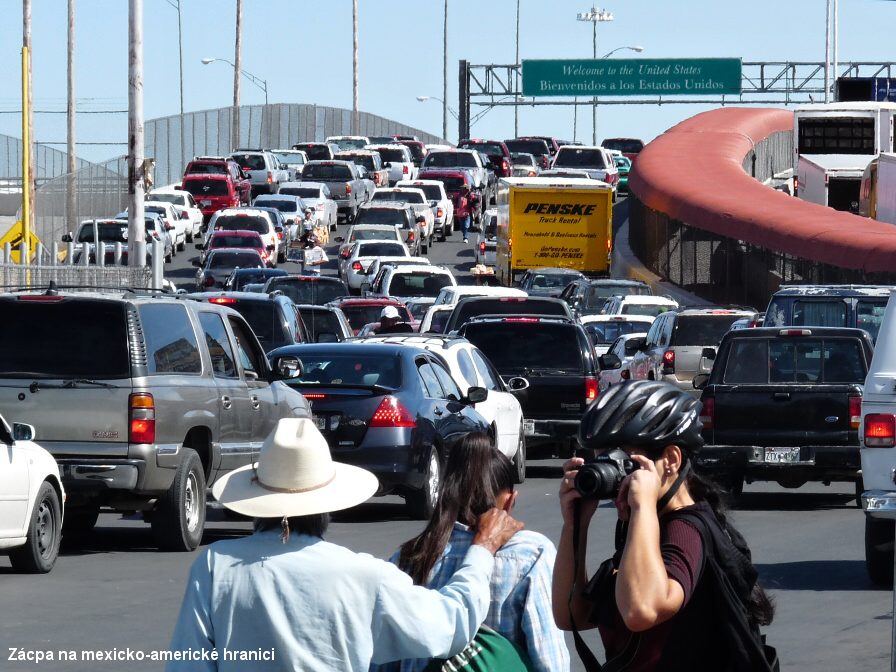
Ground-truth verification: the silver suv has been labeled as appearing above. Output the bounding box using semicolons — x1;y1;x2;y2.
629;307;757;392
230;149;290;196
0;289;309;551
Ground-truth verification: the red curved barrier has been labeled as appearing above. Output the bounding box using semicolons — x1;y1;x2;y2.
628;107;896;273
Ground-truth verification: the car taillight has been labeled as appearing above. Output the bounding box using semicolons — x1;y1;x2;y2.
585;376;598;402
230;197;240;207
129;393;155;444
479;241;486;253
340;248;352;259
277;230;284;240
865;413;896;447
345;182;352;194
779;329;812;336
351;261;363;271
503;317;539;323
528;170;537;177
407;231;416;241
662;350;675;374
266;171;273;184
620;369;630;380
370;396;416;428
17;294;65;302
304;393;327;400
502;159;510;173
849;395;862;430
205;276;216;287
436;207;444;218
699;397;714;430
402;165;409;174
209;297;237;305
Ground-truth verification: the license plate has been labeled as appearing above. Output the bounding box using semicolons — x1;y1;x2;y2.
313;415;326;431
524;420;535;436
764;447;801;464
201;199;212;207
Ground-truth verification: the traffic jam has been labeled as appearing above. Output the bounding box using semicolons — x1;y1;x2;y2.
4;128;896;663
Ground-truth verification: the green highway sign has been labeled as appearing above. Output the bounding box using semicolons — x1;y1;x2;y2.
522;58;742;97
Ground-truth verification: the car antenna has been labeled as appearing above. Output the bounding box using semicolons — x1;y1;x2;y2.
45;280;59;296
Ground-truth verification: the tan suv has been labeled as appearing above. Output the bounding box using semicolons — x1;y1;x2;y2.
0;289;309;551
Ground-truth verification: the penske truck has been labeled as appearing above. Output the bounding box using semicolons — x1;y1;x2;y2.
495;177;614;286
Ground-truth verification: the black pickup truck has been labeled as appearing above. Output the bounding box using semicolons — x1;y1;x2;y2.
694;327;873;497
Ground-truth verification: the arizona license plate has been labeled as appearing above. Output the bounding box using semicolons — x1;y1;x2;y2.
764;447;801;464
524;420;536;436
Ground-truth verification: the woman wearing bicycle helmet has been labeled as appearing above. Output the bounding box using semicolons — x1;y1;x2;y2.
552;380;774;671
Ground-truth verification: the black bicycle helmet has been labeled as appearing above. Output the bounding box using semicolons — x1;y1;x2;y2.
578;380;704;455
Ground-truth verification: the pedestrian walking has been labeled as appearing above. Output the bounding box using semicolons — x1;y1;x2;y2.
166;418;523;672
301;233;328;276
373;432;570;672
456;184;472;243
553;381;777;672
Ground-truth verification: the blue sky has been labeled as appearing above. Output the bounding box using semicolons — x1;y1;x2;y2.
1;0;895;163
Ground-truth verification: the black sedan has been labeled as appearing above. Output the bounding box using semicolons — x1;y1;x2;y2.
268;342;489;518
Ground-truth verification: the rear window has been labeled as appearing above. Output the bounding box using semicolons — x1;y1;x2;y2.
185;162;226;175
452;299;568;329
0;299;129;379
298;308;345;343
424;153;476;168
208;251;263;268
464;323;583;372
401;143;426;162
293;353;401;388
585;320;652;345
182;179;229;196
602;139;644;154
340;304;412;331
282;187;321;199
483;215;497;238
266;278;348;305
76;223;127;243
583;283;651;308
214;215;268;234
355;209;407;226
554;148;606;169
388;273;453;298
340;154;376;171
671;315;744;346
331;139;368;151
373;191;424;204
461;142;505;157
148;193;186;206
210;234;262;250
376;148;408;163
723;338;866;384
857;300;886;342
303;164;352;180
256;199;300;213
350;228;397;242
428;310;451;334
232;154;267;171
226;269;285;290
273;152;304;165
357;242;406;257
526;272;580;290
505;139;550;156
411;185;442;200
621;303;675;318
792;300;847;328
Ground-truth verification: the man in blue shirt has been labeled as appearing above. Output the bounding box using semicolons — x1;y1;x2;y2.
166;418;522;671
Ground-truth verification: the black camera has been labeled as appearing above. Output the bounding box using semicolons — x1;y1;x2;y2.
574;449;639;499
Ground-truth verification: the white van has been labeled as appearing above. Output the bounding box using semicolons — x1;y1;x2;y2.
433;285;527;307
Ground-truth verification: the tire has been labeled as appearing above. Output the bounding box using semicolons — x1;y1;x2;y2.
407;448;440;520
151;448;206;552
177;238;185;252
421;242;428;255
865;516;894;587
277;248;287;264
165;250;172;264
61;505;100;539
186;231;193;243
9;481;62;573
513;430;526;484
855;476;864;508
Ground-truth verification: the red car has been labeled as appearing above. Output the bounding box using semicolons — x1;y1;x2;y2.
180;174;241;223
182;156;251;205
328;297;416;335
202;229;273;267
457;139;512;178
601;137;645;162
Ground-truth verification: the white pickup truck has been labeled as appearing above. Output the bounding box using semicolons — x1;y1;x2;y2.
397;179;455;241
370;187;435;252
860;288;896;586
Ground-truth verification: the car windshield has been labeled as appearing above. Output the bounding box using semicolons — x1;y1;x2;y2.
602;139;644;153
528;272;580;289
208;252;263;268
76;223;128;243
303;164;353;180
585;320;653;345
672;315;745;346
291;353;402;388
424;153;477;168
505;139;550;156
266;278;348;305
331;139;368;151
273;152;304;165
464;322;583;373
210;234;262;249
225;301;290;349
340;154;376;170
355;209;406;226
0;299;129;379
214;215;268;234
723;338;866;384
298;308;345;342
388;273;453;298
148;193;185;206
182;180;229;196
375;148;407;163
256;199;301;213
621;303;675;317
554;148;606;169
356;242;406;257
373;191;423;204
511;154;536;166
462;142;504;157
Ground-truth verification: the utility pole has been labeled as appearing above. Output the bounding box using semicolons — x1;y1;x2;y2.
443;0;448;141
233;0;242;150
514;0;520;137
67;0;77;231
22;0;34;253
824;0;831;103
128;0;146;267
833;0;839;100
592;19;597;145
175;0;184;171
352;0;359;134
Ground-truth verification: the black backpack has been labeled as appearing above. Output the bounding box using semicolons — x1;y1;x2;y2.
570;505;779;672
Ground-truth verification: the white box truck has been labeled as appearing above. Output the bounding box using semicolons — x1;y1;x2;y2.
859;152;896;225
793;102;896;173
796;154;870;212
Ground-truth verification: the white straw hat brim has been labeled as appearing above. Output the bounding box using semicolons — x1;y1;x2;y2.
211;461;379;518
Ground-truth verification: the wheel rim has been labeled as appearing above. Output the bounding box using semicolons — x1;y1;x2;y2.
36;497;55;559
184;472;200;532
427;452;439;505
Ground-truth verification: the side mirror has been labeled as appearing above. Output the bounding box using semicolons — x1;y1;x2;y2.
165;223;173;231
598;353;622;370
334;236;345;243
180;211;190;220
505;376;530;392
191;258;201;267
272;355;303;379
466;386;488;404
693;373;710;390
61;233;73;243
701;347;716;360
12;422;35;442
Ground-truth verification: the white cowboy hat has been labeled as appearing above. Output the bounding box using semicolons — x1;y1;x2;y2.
212;418;378;518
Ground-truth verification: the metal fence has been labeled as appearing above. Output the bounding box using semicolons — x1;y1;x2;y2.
145;103;449;189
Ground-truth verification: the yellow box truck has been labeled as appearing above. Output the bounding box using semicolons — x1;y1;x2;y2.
495;177;614;286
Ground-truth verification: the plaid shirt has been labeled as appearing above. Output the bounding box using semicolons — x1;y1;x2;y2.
371;523;570;672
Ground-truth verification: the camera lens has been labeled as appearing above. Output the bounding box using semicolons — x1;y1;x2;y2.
574;462;622;500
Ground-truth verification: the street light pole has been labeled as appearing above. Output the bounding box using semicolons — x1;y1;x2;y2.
352;0;359;134
233;0;242;150
202;58;268;104
442;0;448;141
514;0;520;137
127;0;146;268
67;0;77;231
576;8;614;145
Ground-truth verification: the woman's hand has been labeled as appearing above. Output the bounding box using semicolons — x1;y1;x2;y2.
615;454;662;518
560;457;600;527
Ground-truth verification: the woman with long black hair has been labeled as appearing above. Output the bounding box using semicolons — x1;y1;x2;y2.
372;432;569;672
